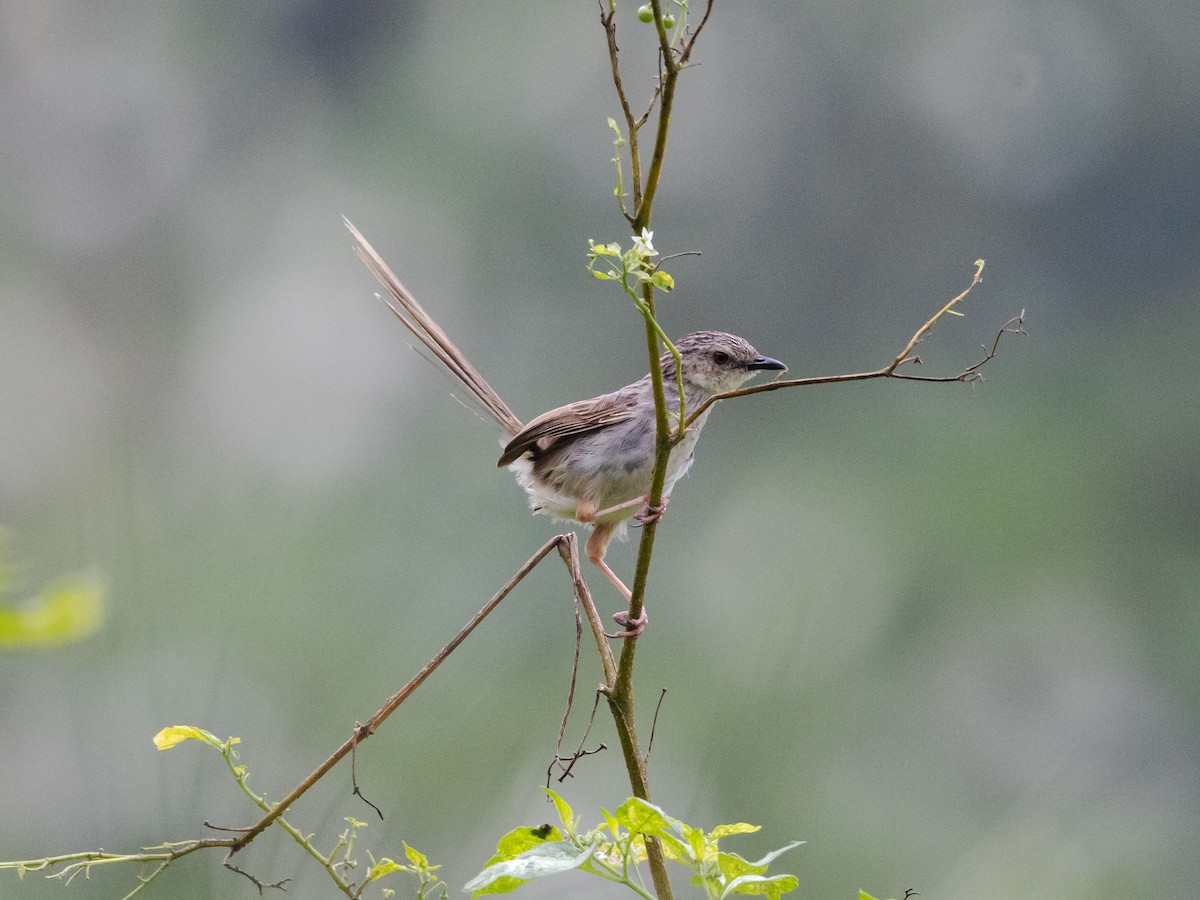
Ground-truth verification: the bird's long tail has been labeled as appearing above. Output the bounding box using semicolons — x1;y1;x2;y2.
345;217;524;438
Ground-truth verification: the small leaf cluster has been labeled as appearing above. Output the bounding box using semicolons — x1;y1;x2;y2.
465;788;802;899
587;229;675;296
365;842;448;900
152;726;447;898
586;231;688;433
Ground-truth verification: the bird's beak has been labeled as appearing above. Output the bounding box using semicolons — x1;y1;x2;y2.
744;355;788;373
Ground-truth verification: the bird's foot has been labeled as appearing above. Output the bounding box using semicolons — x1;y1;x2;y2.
633;497;669;525
606;608;649;640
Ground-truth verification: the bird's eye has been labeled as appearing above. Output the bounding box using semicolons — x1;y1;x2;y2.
712;351;730;365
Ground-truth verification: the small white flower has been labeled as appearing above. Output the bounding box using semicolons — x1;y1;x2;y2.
631;227;658;258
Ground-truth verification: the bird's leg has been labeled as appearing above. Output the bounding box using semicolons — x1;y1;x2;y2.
585;523;648;639
585;495;670;525
585;495;646;521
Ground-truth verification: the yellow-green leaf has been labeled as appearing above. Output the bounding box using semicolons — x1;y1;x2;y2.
543;788;576;833
403;842;430;869
368;858;410;881
0;575;105;648
153;725;212;750
650;270;675;291
709;823;760;840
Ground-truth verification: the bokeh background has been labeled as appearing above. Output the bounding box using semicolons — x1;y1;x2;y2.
2;2;1198;898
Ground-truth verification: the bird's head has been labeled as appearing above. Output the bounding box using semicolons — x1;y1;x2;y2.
662;331;788;395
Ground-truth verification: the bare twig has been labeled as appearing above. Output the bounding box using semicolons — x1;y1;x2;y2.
227;535;565;855
557;532;618;683
678;0;716;65
547;690;608;784
549;554;587;775
681;263;1023;430
887;259;986;372
349;733;384;821
600;2;642;220
223;859;290;894
646;688;667;759
545;533;624;782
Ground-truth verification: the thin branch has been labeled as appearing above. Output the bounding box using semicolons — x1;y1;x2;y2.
655;250;701;265
597;6;719;899
228;535;565;855
557;532;618;684
550;561;586;769
349;733;384;821
646;689;667;759
547;690;608;784
223;859;290;894
682;266;1021;430
546;533;620;782
600;2;643;218
887;258;986;373
678;0;716;65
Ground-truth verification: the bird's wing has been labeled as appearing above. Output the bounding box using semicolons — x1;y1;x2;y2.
497;389;640;467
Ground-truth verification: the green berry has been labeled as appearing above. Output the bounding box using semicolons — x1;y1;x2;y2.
663;13;676;28
637;5;654;23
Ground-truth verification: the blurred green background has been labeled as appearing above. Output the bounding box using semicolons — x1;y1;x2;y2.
2;3;1198;898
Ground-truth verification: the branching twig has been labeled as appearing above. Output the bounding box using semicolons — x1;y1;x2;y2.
349;733;384;821
681;263;1024;431
547;690;608;784
547;533;621;782
5;534;597;896
223;859;290;894
596;6;719;898
600;2;642;221
887;258;986;372
676;0;716;66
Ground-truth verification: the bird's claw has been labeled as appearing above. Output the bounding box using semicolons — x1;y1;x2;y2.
606;608;649;639
634;497;668;525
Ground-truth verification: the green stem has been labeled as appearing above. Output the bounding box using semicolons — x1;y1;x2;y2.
602;3;698;897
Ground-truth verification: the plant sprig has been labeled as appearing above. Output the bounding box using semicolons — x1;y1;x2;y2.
465;788;802;899
587;230;687;437
1;726;446;900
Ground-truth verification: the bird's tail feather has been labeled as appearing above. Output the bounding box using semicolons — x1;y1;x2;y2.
345;217;524;438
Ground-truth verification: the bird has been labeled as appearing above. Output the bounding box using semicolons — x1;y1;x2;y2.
346;219;786;636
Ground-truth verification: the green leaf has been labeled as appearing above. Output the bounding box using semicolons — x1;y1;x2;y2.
709;823;761;841
600;806;621;839
403;842;431;869
0;574;105;648
650;270;675;291
742;841;805;870
464;841;596;895
587;241;621;257
655;831;694;865
721;872;799;898
717;850;766;882
614;797;675;839
367;858;410;881
543;788;576;834
153;725;220;750
859;893;879;900
681;822;706;859
492;825;562;861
